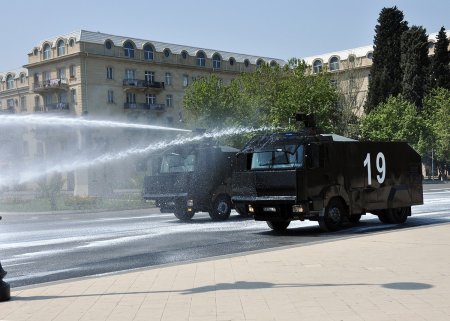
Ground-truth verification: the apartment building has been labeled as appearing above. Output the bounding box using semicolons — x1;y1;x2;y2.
0;30;285;196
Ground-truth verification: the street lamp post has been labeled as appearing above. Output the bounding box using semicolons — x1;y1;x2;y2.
0;216;11;302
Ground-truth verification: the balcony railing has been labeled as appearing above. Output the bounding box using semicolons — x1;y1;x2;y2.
33;78;69;91
124;103;165;111
122;79;165;89
35;103;69;112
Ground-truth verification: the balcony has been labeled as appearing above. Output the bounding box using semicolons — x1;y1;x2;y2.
35;103;69;113
124;103;165;112
122;79;165;92
33;78;69;92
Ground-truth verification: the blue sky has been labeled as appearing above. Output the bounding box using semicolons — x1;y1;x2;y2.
0;0;449;71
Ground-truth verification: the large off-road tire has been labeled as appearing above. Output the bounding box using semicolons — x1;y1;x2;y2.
174;208;195;221
319;198;346;232
209;195;232;221
267;220;290;231
388;207;410;224
377;210;393;224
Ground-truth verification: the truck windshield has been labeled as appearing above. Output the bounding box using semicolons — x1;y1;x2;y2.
251;144;304;170
160;153;195;173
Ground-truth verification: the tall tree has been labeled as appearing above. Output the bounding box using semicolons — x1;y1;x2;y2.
430;26;450;90
365;6;408;113
400;26;429;109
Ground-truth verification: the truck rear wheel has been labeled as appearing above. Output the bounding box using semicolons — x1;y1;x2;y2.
389;207;410;224
209;195;232;221
319;198;345;232
267;221;290;231
174;208;195;221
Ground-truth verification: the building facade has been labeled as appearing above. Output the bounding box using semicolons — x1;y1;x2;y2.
0;30;285;196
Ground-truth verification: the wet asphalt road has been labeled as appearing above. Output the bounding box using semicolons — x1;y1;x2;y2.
1;183;449;288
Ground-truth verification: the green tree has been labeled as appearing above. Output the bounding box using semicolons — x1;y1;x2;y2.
430;26;450;90
365;6;408;113
400;26;429;109
183;61;338;134
421;88;450;178
360;95;421;146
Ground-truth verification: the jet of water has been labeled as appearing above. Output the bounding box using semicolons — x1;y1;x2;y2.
0;114;191;132
0;126;272;187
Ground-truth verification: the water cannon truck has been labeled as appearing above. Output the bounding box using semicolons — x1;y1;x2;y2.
143;130;245;221
231;113;423;232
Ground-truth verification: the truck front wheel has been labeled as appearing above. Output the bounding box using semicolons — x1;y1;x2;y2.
319;199;345;232
174;208;195;221
267;221;290;231
209;195;232;221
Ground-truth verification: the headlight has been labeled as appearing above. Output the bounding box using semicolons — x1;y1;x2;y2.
187;199;194;207
248;205;255;213
292;205;305;213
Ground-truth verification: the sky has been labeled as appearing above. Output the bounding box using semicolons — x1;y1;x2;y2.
0;0;449;72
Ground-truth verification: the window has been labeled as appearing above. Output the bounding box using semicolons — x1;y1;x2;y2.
329;57;339;71
124;41;135;58
181;51;188;59
125;69;135;80
105;40;112;50
70;65;76;78
7;98;14;110
20;74;26;84
57;40;65;56
35;96;40;108
57;68;66;79
69;39;75;47
270;60;278;68
367;52;373;60
229;57;235;66
183;74;189;87
146;94;156;105
71;89;76;103
348;55;355;63
43;44;51;60
107;90;114;104
165;72;172;85
20;96;26;111
251;145;304;170
106;67;113;79
6;75;14;89
196;52;205;66
166;94;173;107
145;71;155;83
212;54;221;69
313;60;322;73
256;59;264;68
160;152;195;173
164;49;171;58
244;59;250;67
144;44;154;60
127;92;136;106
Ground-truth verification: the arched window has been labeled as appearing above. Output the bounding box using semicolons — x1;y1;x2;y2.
163;48;171;58
212;53;221;69
313;60;322;73
256;59;264;68
6;75;14;89
123;41;135;58
57;40;65;56
20;73;26;84
329;57;339;71
144;44;154;60
367;52;373;60
196;52;205;66
181;50;188;59
270;60;278;67
229;57;235;66
43;43;51;60
244;59;250;67
105;40;113;50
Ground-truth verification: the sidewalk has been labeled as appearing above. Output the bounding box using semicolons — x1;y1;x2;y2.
1;223;450;321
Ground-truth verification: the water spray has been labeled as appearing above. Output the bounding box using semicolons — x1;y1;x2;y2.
0;126;273;187
0;114;191;132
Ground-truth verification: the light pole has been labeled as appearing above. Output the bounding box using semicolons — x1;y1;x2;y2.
0;216;11;302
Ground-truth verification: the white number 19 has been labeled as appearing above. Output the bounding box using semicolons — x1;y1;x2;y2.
364;152;386;185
